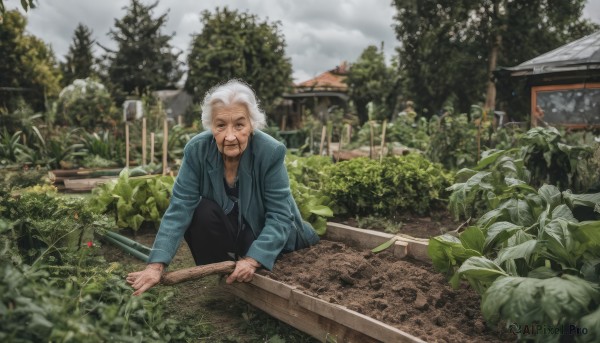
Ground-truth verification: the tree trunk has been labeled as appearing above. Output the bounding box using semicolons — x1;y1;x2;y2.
484;1;502;112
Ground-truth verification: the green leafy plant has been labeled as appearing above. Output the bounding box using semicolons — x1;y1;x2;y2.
285;154;334;235
54;78;116;130
89;168;175;231
0;217;191;342
426;108;479;170
430;184;600;340
324;154;453;216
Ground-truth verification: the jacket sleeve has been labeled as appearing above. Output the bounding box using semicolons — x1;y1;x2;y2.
148;142;203;265
245;144;293;270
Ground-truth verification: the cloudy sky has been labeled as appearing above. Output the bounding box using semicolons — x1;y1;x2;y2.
16;0;600;84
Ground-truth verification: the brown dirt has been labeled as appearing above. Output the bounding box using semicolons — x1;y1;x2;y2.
265;240;512;343
334;209;461;239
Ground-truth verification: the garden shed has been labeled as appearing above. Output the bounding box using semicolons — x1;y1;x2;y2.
500;30;600;128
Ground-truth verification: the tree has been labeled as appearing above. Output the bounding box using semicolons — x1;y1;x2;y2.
60;23;96;87
0;10;61;112
0;0;34;14
185;7;292;111
346;44;398;125
392;0;599;118
102;0;183;103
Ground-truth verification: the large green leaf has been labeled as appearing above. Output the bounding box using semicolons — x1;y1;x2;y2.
495;239;538;265
502;198;536;226
538;184;562;210
563;191;600;209
459;226;485;253
477;208;507;229
484;221;523;252
309;205;333;217
428;234;478;274
482;275;599;325
457;256;508;294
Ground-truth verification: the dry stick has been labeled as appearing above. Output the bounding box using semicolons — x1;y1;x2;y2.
319;125;326;156
161;261;236;285
162;119;168;175
125;122;130;168
369;121;374;159
337;124;344;162
380;119;387;162
326;121;332;156
142;118;147;166
150;132;155;164
178;115;182;127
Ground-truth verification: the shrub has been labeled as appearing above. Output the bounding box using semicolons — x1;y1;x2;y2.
323;154;453;216
55;78;116;130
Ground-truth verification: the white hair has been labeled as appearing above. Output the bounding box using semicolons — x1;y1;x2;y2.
201;79;267;130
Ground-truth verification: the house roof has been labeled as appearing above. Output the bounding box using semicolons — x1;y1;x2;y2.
502;30;600;76
296;62;349;92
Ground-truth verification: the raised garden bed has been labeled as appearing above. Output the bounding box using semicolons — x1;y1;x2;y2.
224;223;510;342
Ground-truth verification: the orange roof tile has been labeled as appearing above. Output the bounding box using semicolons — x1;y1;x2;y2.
296;62;349;92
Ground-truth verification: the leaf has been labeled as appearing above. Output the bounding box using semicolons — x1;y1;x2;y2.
563;191;600;209
371;237;397;253
482;275;599;325
457;256;508;294
474;149;509;170
538;184;562;210
309;205;333;217
484;221;523;252
428;234;462;274
495;239;538;265
459;226;485;253
477;208;506;229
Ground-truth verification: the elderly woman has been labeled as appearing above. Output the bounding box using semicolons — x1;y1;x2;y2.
127;80;320;295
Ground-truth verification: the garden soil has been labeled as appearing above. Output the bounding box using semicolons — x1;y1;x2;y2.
264;240;513;343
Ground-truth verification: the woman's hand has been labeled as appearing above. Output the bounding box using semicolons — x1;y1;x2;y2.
126;263;164;296
226;257;261;284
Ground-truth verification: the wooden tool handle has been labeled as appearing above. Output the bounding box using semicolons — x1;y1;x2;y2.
161;261;236;285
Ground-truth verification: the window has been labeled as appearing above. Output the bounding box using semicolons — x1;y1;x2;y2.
532;83;600;127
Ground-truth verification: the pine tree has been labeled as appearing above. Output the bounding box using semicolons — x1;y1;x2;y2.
60;23;96;87
102;0;183;103
185;7;292;111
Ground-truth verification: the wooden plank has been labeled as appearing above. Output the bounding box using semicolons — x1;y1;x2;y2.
63;178;112;191
325;222;430;262
325;222;408;258
225;275;424;343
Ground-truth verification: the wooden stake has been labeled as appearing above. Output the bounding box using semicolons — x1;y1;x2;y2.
337;125;344;162
142;118;147;166
125;122;130;168
178;115;183;127
161;261;236;285
369;121;374;159
162;119;168;175
380;120;387;162
326;122;332;156
319;125;326;156
150;132;155;164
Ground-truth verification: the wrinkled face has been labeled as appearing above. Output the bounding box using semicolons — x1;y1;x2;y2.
211;103;253;160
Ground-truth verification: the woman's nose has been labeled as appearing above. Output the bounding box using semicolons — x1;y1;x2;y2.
225;129;236;141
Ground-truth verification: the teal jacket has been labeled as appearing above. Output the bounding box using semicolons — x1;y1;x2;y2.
148;129;319;270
